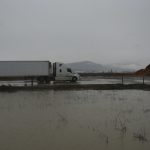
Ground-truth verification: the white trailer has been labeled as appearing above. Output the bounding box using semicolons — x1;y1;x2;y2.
0;61;79;83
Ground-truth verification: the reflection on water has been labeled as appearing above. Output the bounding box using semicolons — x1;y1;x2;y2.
0;90;150;150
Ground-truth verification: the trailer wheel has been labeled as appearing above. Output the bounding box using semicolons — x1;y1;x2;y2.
72;77;77;82
37;77;45;84
45;77;50;84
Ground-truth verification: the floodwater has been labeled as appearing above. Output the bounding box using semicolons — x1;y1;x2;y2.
80;76;150;85
0;90;150;150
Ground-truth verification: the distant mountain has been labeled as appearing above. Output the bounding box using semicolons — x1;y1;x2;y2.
67;61;134;73
135;64;150;76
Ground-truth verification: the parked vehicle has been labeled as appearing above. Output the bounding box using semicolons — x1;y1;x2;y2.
0;61;80;83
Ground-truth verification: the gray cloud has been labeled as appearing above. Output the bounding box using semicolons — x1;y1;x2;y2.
0;0;150;66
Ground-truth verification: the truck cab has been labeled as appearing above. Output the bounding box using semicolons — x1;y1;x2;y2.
53;62;80;82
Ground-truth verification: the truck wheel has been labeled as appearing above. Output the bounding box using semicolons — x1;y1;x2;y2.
72;77;77;82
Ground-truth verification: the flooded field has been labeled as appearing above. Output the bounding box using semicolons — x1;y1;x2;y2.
80;76;150;85
0;90;150;150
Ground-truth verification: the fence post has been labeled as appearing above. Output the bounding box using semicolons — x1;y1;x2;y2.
143;76;145;85
31;78;33;87
122;75;124;85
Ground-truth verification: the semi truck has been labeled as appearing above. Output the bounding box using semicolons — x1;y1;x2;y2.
0;61;80;83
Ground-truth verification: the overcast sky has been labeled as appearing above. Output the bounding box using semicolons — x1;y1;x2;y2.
0;0;150;66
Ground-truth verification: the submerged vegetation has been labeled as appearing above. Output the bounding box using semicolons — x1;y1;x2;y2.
133;128;148;142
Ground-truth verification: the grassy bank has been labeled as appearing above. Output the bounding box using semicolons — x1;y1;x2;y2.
0;84;150;92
